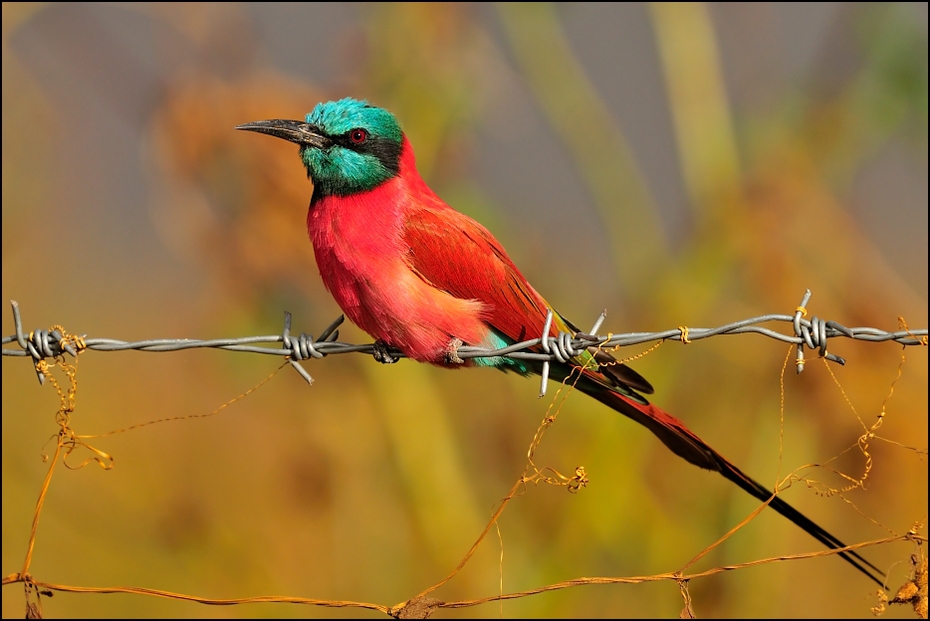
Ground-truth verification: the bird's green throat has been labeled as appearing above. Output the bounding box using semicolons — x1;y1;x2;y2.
236;98;404;199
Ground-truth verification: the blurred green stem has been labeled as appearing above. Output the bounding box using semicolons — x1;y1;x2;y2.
649;2;742;218
496;2;669;297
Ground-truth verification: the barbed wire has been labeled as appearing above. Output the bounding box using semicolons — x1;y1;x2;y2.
3;291;927;396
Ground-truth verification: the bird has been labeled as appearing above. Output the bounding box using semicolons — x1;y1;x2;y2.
236;97;883;585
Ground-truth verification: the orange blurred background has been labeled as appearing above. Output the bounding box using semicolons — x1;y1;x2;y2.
2;3;927;618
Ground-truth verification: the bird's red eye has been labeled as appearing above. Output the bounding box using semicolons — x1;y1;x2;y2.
349;128;368;144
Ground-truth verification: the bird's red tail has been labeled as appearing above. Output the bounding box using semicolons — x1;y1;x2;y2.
574;378;885;586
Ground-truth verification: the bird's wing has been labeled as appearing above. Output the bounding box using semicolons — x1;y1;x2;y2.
401;205;554;344
401;205;653;393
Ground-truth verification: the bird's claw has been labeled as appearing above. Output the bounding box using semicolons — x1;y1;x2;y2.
372;339;400;364
444;338;464;365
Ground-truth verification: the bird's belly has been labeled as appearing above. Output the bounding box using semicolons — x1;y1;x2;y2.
313;239;488;364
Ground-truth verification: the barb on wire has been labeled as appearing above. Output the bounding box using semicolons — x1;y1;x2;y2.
3;291;927;386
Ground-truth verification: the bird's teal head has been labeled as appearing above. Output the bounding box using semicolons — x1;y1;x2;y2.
236;98;403;198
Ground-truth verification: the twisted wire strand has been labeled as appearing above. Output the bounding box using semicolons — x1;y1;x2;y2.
3;291;926;389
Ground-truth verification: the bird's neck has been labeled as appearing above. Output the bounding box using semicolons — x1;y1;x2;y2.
309;134;436;207
306;136;443;283
307;135;441;240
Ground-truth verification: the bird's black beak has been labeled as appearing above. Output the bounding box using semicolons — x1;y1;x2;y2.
235;119;332;149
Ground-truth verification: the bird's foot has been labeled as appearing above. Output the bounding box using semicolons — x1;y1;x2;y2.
372;339;400;364
444;338;464;365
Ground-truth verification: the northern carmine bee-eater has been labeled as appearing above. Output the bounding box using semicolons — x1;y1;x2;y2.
237;98;883;585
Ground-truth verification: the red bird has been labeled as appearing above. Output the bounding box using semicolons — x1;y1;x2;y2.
237;98;883;585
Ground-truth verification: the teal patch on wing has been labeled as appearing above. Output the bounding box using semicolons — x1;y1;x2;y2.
472;330;531;375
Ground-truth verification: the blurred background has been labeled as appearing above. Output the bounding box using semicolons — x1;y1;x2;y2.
2;2;927;618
